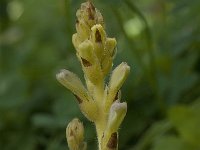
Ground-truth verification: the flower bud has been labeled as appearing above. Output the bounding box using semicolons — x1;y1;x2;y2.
91;24;106;61
56;69;89;103
100;38;117;76
56;69;99;122
76;1;96;27
105;62;130;111
77;40;95;65
66;118;87;150
75;1;104;43
76;20;91;41
109;62;130;91
105;38;117;58
107;101;127;134
101;101;126;150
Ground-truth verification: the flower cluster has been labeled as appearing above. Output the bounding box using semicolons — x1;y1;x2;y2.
56;1;130;150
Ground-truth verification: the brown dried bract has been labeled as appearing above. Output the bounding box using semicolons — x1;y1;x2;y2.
89;1;95;11
107;132;118;149
74;94;83;104
95;29;102;42
114;91;119;102
70;129;74;136
87;2;95;20
81;57;92;67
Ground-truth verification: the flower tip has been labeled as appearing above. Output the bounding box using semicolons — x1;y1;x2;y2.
56;69;68;81
111;101;127;113
121;62;130;73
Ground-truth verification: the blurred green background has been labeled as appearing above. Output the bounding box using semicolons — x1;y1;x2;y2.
0;0;200;149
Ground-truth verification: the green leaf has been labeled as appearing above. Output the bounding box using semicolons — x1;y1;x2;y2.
168;104;200;147
151;135;195;150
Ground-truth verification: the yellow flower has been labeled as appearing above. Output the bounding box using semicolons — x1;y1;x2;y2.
57;1;130;150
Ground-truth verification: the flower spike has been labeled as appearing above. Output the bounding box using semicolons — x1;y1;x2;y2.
57;1;130;150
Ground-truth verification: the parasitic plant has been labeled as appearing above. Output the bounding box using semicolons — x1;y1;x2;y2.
56;1;130;150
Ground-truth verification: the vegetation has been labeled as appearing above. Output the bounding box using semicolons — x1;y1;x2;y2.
0;0;200;150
